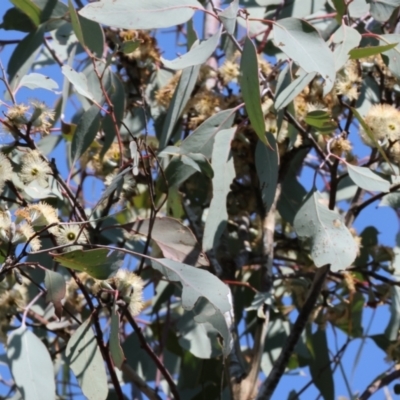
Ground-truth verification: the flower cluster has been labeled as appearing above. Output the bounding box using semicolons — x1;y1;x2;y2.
4;100;55;136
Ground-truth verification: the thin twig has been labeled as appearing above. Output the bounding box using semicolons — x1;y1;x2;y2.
256;265;330;399
125;311;180;400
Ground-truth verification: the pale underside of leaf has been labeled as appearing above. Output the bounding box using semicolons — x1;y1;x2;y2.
79;0;203;30
293;192;358;272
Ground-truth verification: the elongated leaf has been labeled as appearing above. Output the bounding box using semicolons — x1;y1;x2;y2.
52;249;124;279
44;270;66;319
7;25;45;93
275;70;316;111
68;0;105;58
273;17;335;94
333;24;361;70
7;327;56;400
79;0;203;30
305;110;336;132
81;18;104;57
163;155;198;189
110;304;124;369
332;292;364;337
385;286;400;341
68;0;84;45
182;153;213;178
256;133;278;213
11;0;41;26
309;328;334;400
349;43;398;59
66;318;108;400
346;163;390;192
293;191;358;272
177;308;229;358
151;258;232;355
370;0;400;22
240;37;268;145
61;65;96;102
71;104;101;164
203;127;236;252
92;168;131;214
102;72;126;157
159;65;201;149
17;72;59;92
179;108;236;158
0;7;36;32
332;0;346;19
219;0;238;35
122;216;209;267
380;34;400;79
162;27;221;70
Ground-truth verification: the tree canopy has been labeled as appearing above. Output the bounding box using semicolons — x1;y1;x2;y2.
1;0;400;399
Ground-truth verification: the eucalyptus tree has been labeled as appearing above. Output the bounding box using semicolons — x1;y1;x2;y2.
0;0;400;399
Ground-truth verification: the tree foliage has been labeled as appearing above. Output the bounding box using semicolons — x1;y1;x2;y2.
1;0;400;399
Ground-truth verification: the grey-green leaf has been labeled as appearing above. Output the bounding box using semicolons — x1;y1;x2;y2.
273;17;335;94
150;258;232;355
110;304;124;369
370;0;400;22
293;191;358;272
7;327;56;400
61;65;96;102
219;0;239;35
179;108;236;158
52;249;124;280
10;0;41;27
256;133;279;213
274;69;316;111
17;73;59;92
66;318;108;400
346;163;390;193
44;269;66;319
92;168;131;214
7;25;45;94
122;216;209;267
380;34;400;79
203;127;236;252
385;286;400;341
240;37;268;145
349;43;398;59
333;24;361;71
159;65;201;149
71;104;101;165
309;328;334;400
79;0;203;30
161;27;221;70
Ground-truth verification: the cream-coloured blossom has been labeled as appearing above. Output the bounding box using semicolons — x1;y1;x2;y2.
5;104;29;128
389;141;400;164
219;59;240;85
15;202;59;234
335;75;359;101
104;172;136;199
12;222;41;251
331;137;352;156
360;104;400;146
0;209;11;243
55;224;88;251
29;100;55;135
20;150;52;187
0;152;13;192
335;61;360;101
106;269;144;316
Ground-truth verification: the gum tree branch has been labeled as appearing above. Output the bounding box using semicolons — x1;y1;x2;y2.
256;264;330;399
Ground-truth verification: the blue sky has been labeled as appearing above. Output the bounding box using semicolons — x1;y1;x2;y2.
0;1;398;399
